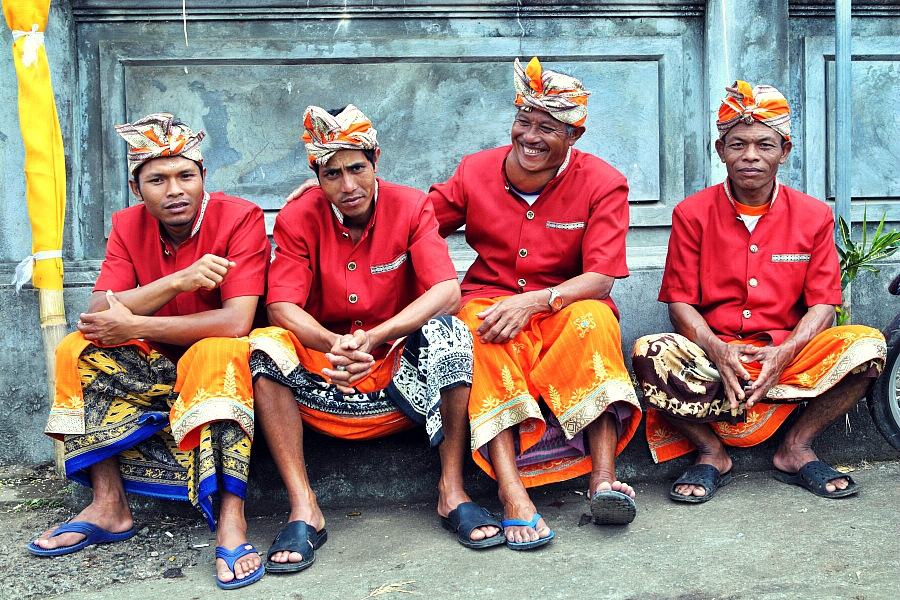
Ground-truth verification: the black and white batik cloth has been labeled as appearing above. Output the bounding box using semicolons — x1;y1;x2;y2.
249;315;473;446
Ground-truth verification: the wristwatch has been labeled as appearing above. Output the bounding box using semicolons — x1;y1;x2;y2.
547;287;563;313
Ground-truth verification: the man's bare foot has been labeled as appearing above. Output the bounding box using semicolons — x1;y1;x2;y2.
773;444;849;494
215;514;260;584
591;480;636;498
437;483;500;542
268;503;326;565
33;500;133;551
674;453;733;499
498;485;551;544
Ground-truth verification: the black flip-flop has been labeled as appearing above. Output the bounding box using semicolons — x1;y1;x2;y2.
669;464;733;504
265;520;328;573
440;502;505;549
774;460;860;498
590;490;636;525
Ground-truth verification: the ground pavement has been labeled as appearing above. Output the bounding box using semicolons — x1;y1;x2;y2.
1;460;898;600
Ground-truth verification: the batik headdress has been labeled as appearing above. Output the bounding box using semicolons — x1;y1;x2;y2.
302;104;379;167
717;80;791;140
115;113;205;174
513;57;591;127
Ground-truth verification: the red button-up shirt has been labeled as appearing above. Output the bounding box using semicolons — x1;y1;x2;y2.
267;179;458;338
659;182;842;345
428;145;630;316
94;191;271;358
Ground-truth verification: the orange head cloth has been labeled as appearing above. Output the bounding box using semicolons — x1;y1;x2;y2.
513;57;591;127
115;113;206;174
717;80;791;140
302;104;379;167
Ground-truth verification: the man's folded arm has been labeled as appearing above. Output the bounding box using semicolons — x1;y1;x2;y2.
267;301;340;354
366;279;461;349
82;292;258;347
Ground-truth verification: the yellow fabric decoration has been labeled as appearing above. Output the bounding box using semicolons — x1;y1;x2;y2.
4;0;67;290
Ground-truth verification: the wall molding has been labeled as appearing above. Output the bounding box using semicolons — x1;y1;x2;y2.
71;1;705;22
790;1;900;17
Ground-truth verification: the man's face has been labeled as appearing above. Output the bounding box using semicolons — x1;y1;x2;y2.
318;149;379;225
129;155;205;231
509;108;582;175
715;121;792;198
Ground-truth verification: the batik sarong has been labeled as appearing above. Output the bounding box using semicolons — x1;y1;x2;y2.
47;332;255;530
459;297;642;487
248;315;472;446
632;325;886;463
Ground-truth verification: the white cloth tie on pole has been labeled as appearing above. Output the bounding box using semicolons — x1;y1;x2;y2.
11;250;62;293
11;24;45;68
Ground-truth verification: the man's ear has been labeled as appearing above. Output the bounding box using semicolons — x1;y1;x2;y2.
372;148;381;173
714;137;726;163
779;139;793;165
568;126;586;146
128;178;143;202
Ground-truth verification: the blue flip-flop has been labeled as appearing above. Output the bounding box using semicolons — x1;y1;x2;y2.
28;521;136;557
216;544;265;590
500;513;554;551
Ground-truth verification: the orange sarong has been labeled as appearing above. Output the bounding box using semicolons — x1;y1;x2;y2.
47;331;256;529
460;298;642;487
248;327;415;440
633;325;886;463
50;332;255;450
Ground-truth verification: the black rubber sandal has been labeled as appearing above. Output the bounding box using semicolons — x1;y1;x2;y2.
773;460;860;498
265;520;328;573
440;502;505;549
669;464;733;504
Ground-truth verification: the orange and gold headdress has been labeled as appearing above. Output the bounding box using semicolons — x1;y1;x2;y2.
513;57;591;127
115;113;205;174
717;80;791;140
302;104;379;167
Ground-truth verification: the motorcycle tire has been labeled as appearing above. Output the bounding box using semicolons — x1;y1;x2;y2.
868;341;900;451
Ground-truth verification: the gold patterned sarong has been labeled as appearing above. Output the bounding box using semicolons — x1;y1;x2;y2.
632;326;886;463
47;332;255;530
460;298;641;487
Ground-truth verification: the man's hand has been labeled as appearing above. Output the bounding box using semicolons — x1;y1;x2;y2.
741;345;791;408
475;292;548;344
78;291;140;345
176;254;236;293
706;340;754;412
284;178;320;204
323;330;375;393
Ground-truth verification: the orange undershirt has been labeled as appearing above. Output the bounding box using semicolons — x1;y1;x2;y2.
733;200;771;216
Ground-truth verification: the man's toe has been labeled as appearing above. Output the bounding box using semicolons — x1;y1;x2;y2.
216;559;235;583
288;550;304;563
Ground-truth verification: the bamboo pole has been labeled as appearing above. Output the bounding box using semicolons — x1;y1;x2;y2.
39;288;67;474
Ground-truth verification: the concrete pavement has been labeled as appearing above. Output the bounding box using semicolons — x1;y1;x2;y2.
6;460;898;600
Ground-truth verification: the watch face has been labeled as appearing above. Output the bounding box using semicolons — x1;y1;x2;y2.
551;295;563;311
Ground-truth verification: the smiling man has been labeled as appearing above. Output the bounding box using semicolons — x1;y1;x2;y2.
427;57;643;548
249;105;502;575
29;114;270;590
632;81;886;503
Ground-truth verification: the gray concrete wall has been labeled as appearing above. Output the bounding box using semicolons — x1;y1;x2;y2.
2;2;900;490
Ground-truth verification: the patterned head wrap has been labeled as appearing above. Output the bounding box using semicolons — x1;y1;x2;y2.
717;80;791;140
513;57;591;127
302;104;379;167
115;113;205;175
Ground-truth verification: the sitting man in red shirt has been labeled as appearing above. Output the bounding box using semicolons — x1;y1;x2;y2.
632;81;886;503
29;114;271;589
250;104;503;574
427;57;643;548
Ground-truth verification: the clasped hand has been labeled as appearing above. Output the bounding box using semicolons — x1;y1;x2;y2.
710;342;789;411
323;330;376;393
